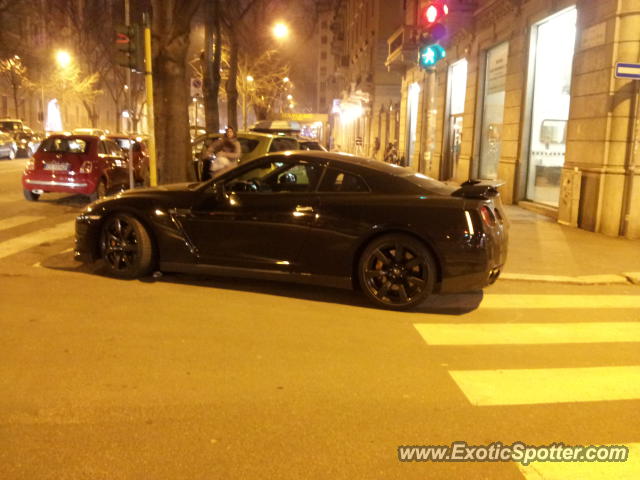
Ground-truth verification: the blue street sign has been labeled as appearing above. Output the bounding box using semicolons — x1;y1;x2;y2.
615;63;640;79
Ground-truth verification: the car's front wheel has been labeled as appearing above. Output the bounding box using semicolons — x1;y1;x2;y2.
358;233;436;310
99;214;154;279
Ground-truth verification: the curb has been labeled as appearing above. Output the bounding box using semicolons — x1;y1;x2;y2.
499;272;640;285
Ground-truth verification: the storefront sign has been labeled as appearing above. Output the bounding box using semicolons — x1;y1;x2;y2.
486;46;508;95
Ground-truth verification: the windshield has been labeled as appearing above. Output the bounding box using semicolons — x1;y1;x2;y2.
40;137;89;154
0;121;22;132
113;138;132;151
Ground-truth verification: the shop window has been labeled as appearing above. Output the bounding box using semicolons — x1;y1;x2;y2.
479;42;509;180
525;7;577;207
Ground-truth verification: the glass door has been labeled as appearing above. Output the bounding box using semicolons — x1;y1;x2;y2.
525;7;577;206
479;42;509;180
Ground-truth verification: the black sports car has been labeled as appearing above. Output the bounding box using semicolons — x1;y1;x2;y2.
75;151;508;309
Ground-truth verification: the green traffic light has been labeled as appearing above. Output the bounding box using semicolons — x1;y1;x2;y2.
419;44;446;67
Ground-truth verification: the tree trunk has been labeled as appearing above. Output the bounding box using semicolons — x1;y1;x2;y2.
151;0;201;184
226;33;239;131
12;83;19;119
203;0;221;133
82;100;99;128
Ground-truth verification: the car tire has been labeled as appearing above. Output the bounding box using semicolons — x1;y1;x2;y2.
23;189;40;201
99;214;155;279
358;233;436;310
88;179;107;202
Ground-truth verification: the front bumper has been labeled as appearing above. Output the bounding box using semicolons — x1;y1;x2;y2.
74;214;102;262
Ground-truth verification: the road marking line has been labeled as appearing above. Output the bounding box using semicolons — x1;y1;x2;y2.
449;366;640;406
480;295;640;309
0;221;74;260
500;272;630;285
518;443;640;480
0;215;45;232
414;322;640;345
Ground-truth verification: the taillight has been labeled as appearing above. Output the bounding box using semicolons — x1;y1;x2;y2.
479;206;496;227
79;161;93;173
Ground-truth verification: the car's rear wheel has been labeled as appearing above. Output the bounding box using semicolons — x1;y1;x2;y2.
23;189;40;201
88;179;107;202
99;214;154;279
358;233;436;310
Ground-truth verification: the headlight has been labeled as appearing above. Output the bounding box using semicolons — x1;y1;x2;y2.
25;158;35;170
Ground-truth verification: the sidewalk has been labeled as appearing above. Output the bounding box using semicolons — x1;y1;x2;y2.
501;206;640;285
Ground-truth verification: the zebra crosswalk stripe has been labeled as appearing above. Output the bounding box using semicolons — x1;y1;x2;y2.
0;221;75;260
449;366;640;406
518;443;640;480
478;295;640;309
0;215;45;232
414;322;640;345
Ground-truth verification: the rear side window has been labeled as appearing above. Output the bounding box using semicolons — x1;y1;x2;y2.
319;168;370;193
238;138;259;154
269;137;299;152
40;137;88;154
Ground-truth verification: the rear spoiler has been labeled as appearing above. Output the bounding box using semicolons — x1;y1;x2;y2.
452;179;505;199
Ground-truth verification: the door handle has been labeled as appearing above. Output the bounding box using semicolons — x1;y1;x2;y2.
295;205;314;213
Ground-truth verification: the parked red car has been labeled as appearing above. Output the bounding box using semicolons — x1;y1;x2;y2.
22;134;129;201
108;134;150;185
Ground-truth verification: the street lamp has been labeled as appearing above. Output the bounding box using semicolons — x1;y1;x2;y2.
283;77;290;83
272;22;289;40
55;50;72;69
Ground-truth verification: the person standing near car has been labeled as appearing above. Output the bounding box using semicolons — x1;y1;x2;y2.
210;126;241;173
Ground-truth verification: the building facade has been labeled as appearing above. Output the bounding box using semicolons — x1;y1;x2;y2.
329;0;404;157
385;0;640;238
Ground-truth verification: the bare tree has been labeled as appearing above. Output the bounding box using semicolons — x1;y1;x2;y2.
238;50;289;121
0;55;27;117
150;0;203;183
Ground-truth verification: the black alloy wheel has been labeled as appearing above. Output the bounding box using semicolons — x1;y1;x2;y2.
358;233;436;309
99;214;154;279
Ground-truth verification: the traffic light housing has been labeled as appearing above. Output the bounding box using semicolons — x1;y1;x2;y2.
418;1;449;68
115;24;144;73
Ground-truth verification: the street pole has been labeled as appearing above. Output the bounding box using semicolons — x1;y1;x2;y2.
242;76;247;131
125;0;135;190
143;12;158;187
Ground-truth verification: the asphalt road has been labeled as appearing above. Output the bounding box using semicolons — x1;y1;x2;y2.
1;158;639;479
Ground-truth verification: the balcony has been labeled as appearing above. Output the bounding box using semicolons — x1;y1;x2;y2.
385;25;420;71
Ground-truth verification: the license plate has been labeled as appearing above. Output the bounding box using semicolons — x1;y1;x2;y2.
44;163;69;171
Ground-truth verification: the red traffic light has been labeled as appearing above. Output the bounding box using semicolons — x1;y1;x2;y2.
421;1;448;25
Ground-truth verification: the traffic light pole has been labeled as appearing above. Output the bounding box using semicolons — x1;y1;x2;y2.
143;12;158;187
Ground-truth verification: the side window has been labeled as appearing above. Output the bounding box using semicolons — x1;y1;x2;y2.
237;138;259;154
319;168;370;193
226;160;321;194
269;138;299;152
97;141;108;155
